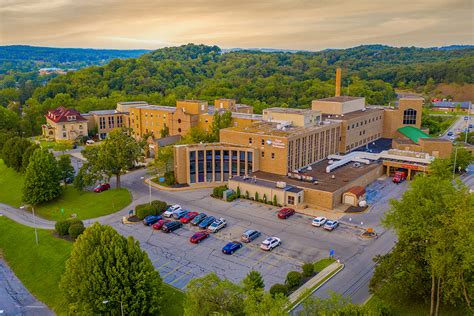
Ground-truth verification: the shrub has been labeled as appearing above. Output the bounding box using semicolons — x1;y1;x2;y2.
263;194;267;203
255;192;259;201
273;195;277;206
236;186;241;197
245;190;249;199
68;223;85;238
270;283;288;297
226;193;238;202
55;219;84;236
212;185;228;198
164;171;176;186
285;271;303;289
55;220;71;236
302;263;314;277
135;200;168;219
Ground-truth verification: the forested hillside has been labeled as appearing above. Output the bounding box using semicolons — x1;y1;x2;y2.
1;44;473;136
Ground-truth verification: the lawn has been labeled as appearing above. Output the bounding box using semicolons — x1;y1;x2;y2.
313;258;335;272
0;216;72;315
35;186;132;221
0;216;185;315
0;159;24;207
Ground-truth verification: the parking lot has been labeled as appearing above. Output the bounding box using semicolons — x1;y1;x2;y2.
113;190;370;290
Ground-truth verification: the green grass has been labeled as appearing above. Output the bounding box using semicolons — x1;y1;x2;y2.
0;216;73;315
34;186;132;221
0;216;185;315
426;109;466;116
0;159;24;207
313;258;336;272
34;137;74;151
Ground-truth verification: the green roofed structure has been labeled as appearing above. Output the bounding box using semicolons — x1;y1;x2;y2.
397;126;431;143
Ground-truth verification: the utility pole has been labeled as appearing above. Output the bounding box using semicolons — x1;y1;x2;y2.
32;207;38;245
465;102;472;144
149;177;152;205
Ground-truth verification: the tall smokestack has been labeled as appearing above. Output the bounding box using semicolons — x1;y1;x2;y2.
335;68;341;97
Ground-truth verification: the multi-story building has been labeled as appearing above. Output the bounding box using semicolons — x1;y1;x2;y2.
83;110;128;139
42;106;88;141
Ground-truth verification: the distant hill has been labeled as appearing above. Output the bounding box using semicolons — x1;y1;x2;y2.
0;45;151;74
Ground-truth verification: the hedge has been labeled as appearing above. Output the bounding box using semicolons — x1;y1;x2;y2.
212;185;228;198
135;200;168;219
55;218;83;236
68;222;85;238
270;283;288;297
286;271;303;289
302;262;314;277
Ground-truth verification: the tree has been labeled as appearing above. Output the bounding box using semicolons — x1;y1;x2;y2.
452;147;473;172
60;223;162;314
370;174;474;314
85;129;141;188
160;124;169;138
428;158;452;179
184;273;244;316
1;137;32;172
243;290;288;316
150;146;173;174
21;143;40;172
209;110;233;142
57;154;75;184
298;290;369;316
242;270;265;292
22;148;62;205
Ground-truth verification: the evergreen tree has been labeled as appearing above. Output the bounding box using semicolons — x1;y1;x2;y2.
57;154;75;184
1;136;32;172
60;223;162;315
242;270;265;292
21;143;40;172
22;148;61;205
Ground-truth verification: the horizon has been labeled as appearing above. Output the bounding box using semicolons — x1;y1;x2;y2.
1;0;472;50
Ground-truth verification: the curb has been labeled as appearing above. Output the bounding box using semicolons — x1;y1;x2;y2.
145;179;220;192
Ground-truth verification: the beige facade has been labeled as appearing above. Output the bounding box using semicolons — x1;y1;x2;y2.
83;110;128;139
392;137;452;158
42;106;88;141
262;107;321;127
383;98;423;138
312;96;365;115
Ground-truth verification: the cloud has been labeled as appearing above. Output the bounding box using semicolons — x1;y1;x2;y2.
0;0;472;49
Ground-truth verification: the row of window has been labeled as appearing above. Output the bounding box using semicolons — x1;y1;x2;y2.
62;124;84;130
189;149;253;183
347;115;383;130
346;133;381;151
99;116;123;130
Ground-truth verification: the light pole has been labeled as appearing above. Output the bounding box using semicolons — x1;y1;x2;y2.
452;146;459;180
149;177;152;205
465;102;472;144
102;300;123;316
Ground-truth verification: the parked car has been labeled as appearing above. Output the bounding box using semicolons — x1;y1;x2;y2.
180;211;199;224
208;218;227;233
277;208;295;219
241;230;261;243
222;241;243;254
312;216;327;227
152;219;170;230
190;213;207;226
172;209;189;220
162;221;183;233
198;216;216;229
86;139;95;145
324;220;339;231
447;131;454;137
260;237;281;251
94;183;110;193
143;215;162;226
190;231;210;244
163;205;182;217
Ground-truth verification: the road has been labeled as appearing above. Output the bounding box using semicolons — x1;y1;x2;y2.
440;114;470;140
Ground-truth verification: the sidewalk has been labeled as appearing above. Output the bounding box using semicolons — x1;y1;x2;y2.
288;261;344;307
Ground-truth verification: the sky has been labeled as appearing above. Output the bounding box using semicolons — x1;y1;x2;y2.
0;0;473;50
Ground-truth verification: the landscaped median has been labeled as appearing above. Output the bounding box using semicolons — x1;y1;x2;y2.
0;216;184;316
286;260;345;311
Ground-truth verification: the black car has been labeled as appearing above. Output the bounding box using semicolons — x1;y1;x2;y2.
162;221;183;233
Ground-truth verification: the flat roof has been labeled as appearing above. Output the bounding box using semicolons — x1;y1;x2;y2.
134;105;176;112
231;112;263;120
253;159;381;193
177;99;207;103
264;107;318;115
117;101;148;105
315;96;363;102
223;120;338;137
323;108;383;121
88;110;119;115
230;176;303;193
419;137;451;143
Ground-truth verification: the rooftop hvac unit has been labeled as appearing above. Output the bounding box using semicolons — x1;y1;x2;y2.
307;166;312;171
328;160;334;165
276;181;287;189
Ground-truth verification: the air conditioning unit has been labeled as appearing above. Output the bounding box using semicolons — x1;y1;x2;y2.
276;181;287;189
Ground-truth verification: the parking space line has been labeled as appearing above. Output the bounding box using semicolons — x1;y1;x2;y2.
252;252;271;267
162;265;183;278
261;255;281;271
169;268;193;285
157;260;172;270
241;249;260;262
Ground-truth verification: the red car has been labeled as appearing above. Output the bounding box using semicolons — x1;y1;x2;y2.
277;208;295;219
152;219;170;230
190;231;209;244
94;183;111;193
180;211;199;224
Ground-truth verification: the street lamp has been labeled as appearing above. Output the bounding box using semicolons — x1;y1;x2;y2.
465;102;472;144
21;205;39;245
452;146;459;180
102;300;123;316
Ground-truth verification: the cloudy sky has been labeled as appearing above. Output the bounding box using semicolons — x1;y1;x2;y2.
0;0;472;50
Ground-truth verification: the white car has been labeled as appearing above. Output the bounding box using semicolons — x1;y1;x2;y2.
324;220;339;231
208;218;227;233
163;205;182;217
86;139;95;145
312;216;327;227
260;237;281;251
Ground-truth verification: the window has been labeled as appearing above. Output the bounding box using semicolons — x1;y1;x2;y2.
261;139;264;145
79;124;83;129
178;128;182;133
249;137;252;144
178;118;182;123
261;151;265;157
117;116;123;127
271;153;275;159
108;116;115;128
62;125;66;130
403;108;417;125
288;196;295;205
